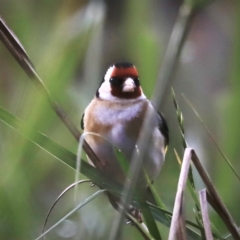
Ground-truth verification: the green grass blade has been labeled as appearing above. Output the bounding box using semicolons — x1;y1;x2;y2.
148;204;202;240
35;189;107;240
0;106;123;193
183;94;240;183
0;106;209;239
139;198;162;240
172;89;204;229
114;148;161;239
125;213;154;240
144;172;169;212
42;179;91;237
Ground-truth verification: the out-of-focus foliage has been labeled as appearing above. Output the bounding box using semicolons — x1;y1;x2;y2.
0;0;239;239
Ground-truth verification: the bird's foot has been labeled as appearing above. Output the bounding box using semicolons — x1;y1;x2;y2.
126;206;143;224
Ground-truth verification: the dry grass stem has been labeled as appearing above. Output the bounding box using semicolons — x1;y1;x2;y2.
109;4;197;240
153;4;196;107
207;193;239;240
183;94;240;182
178;209;187;240
191;151;240;240
168;148;192;240
172;89;203;232
199;189;213;240
0;17;105;171
0;16;160;240
170;148;239;239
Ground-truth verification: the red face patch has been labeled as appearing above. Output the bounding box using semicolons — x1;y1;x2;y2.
110;67;139;78
110;66;142;99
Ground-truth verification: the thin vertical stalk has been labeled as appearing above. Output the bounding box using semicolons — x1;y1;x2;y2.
168;148;192;240
199;189;213;240
0;17;105;171
108;4;196;240
191;151;240;240
172;90;204;233
183;94;240;182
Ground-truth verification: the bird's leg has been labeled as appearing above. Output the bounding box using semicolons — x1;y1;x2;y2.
106;192;143;224
127;206;143;224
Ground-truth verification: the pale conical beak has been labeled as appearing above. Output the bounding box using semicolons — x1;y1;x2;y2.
122;78;136;92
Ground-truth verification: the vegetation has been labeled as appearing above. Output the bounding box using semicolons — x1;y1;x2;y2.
0;0;239;239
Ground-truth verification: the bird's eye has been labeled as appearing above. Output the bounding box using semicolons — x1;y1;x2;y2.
110;77;121;86
134;77;140;86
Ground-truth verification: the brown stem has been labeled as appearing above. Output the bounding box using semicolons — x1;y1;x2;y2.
0;17;105;171
191;150;240;240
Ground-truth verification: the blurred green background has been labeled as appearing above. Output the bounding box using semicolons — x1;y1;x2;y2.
0;0;239;239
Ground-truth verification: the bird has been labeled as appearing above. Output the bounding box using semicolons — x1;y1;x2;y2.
81;61;169;222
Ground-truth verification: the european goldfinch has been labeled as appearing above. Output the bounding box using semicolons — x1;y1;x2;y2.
81;62;169;220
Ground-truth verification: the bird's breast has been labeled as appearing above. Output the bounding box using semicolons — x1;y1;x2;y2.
83;98;164;184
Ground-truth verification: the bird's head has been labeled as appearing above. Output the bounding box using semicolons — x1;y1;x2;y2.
96;62;145;101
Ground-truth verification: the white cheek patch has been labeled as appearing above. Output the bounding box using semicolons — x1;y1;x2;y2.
98;80;113;100
98;65;145;101
98;66;116;100
104;66;114;82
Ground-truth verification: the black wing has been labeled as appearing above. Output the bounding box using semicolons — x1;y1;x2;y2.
80;113;85;130
157;112;169;147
